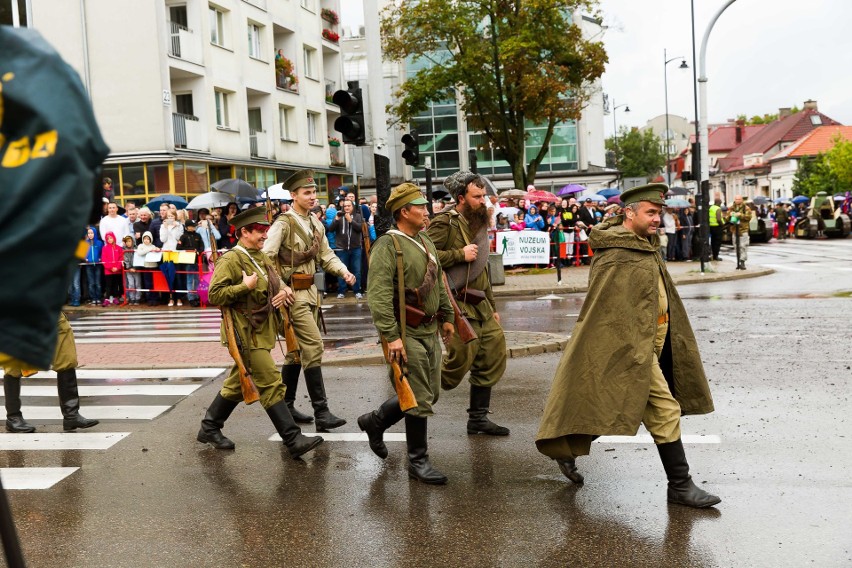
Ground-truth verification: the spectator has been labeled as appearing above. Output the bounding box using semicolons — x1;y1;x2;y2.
135;231;159;306
524;205;545;231
159;209;183;252
68;228;85;307
177;219;204;307
99;202;131;243
196;208;221;253
577;198;598;229
329;199;364;299
561;203;578;258
83;226;103;305
102;177;115;202
662;207;678;261
149;203;170;248
217;203;238;249
324;202;338;250
134;207;152;243
367;202;378;242
546;206;563;268
678;207;695;260
510;211;526;231
101;231;124;306
122;235;141;305
125;208;139;244
495;212;510;231
124;200;137;217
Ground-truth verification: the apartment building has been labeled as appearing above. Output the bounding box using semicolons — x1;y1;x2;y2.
18;0;350;204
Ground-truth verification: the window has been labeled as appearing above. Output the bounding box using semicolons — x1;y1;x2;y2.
209;6;226;46
810;115;822;125
303;46;317;79
214;89;231;128
247;22;262;59
300;0;315;12
279;105;295;140
306;111;320;145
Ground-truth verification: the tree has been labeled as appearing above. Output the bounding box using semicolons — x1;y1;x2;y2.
735;105;800;126
381;0;607;189
605;127;664;178
792;135;852;197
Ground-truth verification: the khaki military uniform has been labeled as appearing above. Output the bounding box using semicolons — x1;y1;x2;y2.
208;246;285;409
5;313;77;377
725;203;752;262
263;210;347;369
367;230;453;417
426;210;506;390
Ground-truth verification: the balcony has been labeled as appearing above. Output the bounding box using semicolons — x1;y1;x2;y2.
324;79;336;104
167;21;203;65
329;145;345;168
250;129;273;159
172;113;204;151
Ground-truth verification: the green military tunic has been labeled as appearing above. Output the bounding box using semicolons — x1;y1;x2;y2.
4;312;77;377
366;230;453;417
426;210;507;390
262;209;347;369
208;246;285;409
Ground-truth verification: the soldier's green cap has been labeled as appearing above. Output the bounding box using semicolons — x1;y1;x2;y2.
283;169;318;192
386;183;428;212
231;206;270;230
620;183;668;206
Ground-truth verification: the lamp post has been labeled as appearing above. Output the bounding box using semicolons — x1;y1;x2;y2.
663;49;688;186
611;99;630;170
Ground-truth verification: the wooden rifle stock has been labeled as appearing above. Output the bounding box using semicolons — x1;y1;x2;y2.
379;337;417;412
279;305;301;363
221;308;260;405
442;272;477;344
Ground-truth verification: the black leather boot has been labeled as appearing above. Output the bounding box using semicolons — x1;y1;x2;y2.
281;364;313;424
303;366;346;431
556;457;584;484
4;374;35;433
266;400;323;459
357;396;405;459
657;439;721;508
467;385;510;436
56;369;99;431
405;415;447;485
197;393;239;449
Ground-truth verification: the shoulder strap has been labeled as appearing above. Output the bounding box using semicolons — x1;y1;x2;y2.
390;234;406;347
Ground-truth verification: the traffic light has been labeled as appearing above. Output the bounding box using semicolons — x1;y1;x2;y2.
332;81;366;146
401;130;419;166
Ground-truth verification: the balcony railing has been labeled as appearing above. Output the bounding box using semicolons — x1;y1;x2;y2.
276;73;299;93
168;21;203;65
250;128;271;158
325;79;336;103
172;113;203;150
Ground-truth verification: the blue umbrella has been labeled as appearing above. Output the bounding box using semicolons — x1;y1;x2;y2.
773;197;791;204
146;194;188;210
557;184;586;196
597;188;621;198
665;198;691;208
792;195;810;204
584;193;607;203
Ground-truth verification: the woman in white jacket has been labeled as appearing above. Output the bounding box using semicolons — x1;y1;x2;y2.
159;210;184;306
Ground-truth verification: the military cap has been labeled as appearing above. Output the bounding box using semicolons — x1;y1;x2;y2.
443;170;479;194
283;169;318;193
621;183;668;206
386;183;428;213
231;206;270;230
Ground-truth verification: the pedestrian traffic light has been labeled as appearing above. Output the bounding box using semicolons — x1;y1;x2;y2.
401;130;419;167
332;81;366;146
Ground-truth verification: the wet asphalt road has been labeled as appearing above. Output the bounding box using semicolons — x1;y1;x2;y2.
4;238;852;567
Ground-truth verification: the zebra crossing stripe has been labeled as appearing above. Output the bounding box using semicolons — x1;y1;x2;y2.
595;434;721;444
268;433;720;444
19;385;201;397
75;336;220;344
0;467;79;490
268;432;408;442
26;368;225;379
13;406;172;420
0;432;130;450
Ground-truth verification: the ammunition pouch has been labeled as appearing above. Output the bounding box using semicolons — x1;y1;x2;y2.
395;304;439;328
455;287;486;306
289;272;314;291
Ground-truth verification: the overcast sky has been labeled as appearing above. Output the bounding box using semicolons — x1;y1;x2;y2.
342;1;852;136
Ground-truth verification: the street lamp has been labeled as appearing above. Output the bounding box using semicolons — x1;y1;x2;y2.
663;49;688;186
611;99;630;170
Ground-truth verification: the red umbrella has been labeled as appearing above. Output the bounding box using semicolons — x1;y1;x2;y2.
526;189;559;204
607;195;622;204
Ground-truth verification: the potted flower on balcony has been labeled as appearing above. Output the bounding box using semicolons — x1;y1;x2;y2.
322;29;340;43
321;8;339;25
328;136;341;147
275;55;298;91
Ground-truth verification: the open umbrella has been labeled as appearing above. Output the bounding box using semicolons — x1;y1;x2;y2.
665;198;691;208
833;194;848;201
583;193;607;203
752;195;770;205
186;191;233;210
792;195;810;204
500;189;528;199
497;206;520;219
606;195;622;204
526;189;559;203
597;188;621;199
146;194;188;210
480;176;499;197
557;184;586;196
667;186;690;196
211;178;257;199
263;183;292;201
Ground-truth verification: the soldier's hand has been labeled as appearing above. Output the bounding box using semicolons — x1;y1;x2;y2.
463;243;478;262
441;322;455;345
343;271;356;286
387;338;407;363
281;285;295;307
493;311;501;324
271;290;289;309
242;270;258;290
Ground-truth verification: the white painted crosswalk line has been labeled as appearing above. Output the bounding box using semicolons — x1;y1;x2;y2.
14;405;172;421
20;385;201;397
0;467;79;490
268;432;408;442
0;432;130;450
27;368;225;379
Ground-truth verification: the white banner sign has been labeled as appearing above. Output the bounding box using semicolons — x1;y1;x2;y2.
496;230;550;265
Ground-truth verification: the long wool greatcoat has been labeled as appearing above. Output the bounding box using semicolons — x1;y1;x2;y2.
535;217;714;460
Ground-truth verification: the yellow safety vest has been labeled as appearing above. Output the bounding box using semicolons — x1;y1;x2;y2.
708;204;721;227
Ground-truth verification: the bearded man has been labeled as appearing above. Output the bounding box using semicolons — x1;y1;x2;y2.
426;171;510;436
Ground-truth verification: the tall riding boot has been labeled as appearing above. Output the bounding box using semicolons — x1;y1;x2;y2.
405;415;447;485
303;366;346;431
266;400;323;459
466;385;510;436
4;374;35;433
281;364;313;424
56;369;99;431
357;396;405;459
657;439;721;508
556;457;584;484
197;394;239;449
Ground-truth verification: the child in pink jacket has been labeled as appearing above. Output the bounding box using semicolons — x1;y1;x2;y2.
101;231;124;306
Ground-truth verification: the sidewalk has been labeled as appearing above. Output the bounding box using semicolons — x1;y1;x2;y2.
74;260;772;370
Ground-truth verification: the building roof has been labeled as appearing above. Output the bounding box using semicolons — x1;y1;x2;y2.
687;123;764;153
717;109;841;173
771;125;852;161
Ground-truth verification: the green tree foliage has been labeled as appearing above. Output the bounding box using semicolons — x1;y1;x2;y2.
604;127;664;178
381;0;607;189
735;105;800;126
792;135;852;196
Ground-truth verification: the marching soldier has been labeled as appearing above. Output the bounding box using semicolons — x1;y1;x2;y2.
426;171;510;436
3;313;99;433
262;170;355;431
360;183;455;484
198;206;323;459
725;195;752;270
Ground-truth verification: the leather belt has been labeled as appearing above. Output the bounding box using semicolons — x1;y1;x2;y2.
657;313;669;325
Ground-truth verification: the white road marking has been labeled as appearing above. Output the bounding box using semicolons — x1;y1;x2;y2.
760;263;806;272
0;432;130;451
268;432;408;442
26;368;225;379
10;406;171;420
537;294;564;300
19;385;201;397
75;336;220;344
0;467;79;490
595;434;721;444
